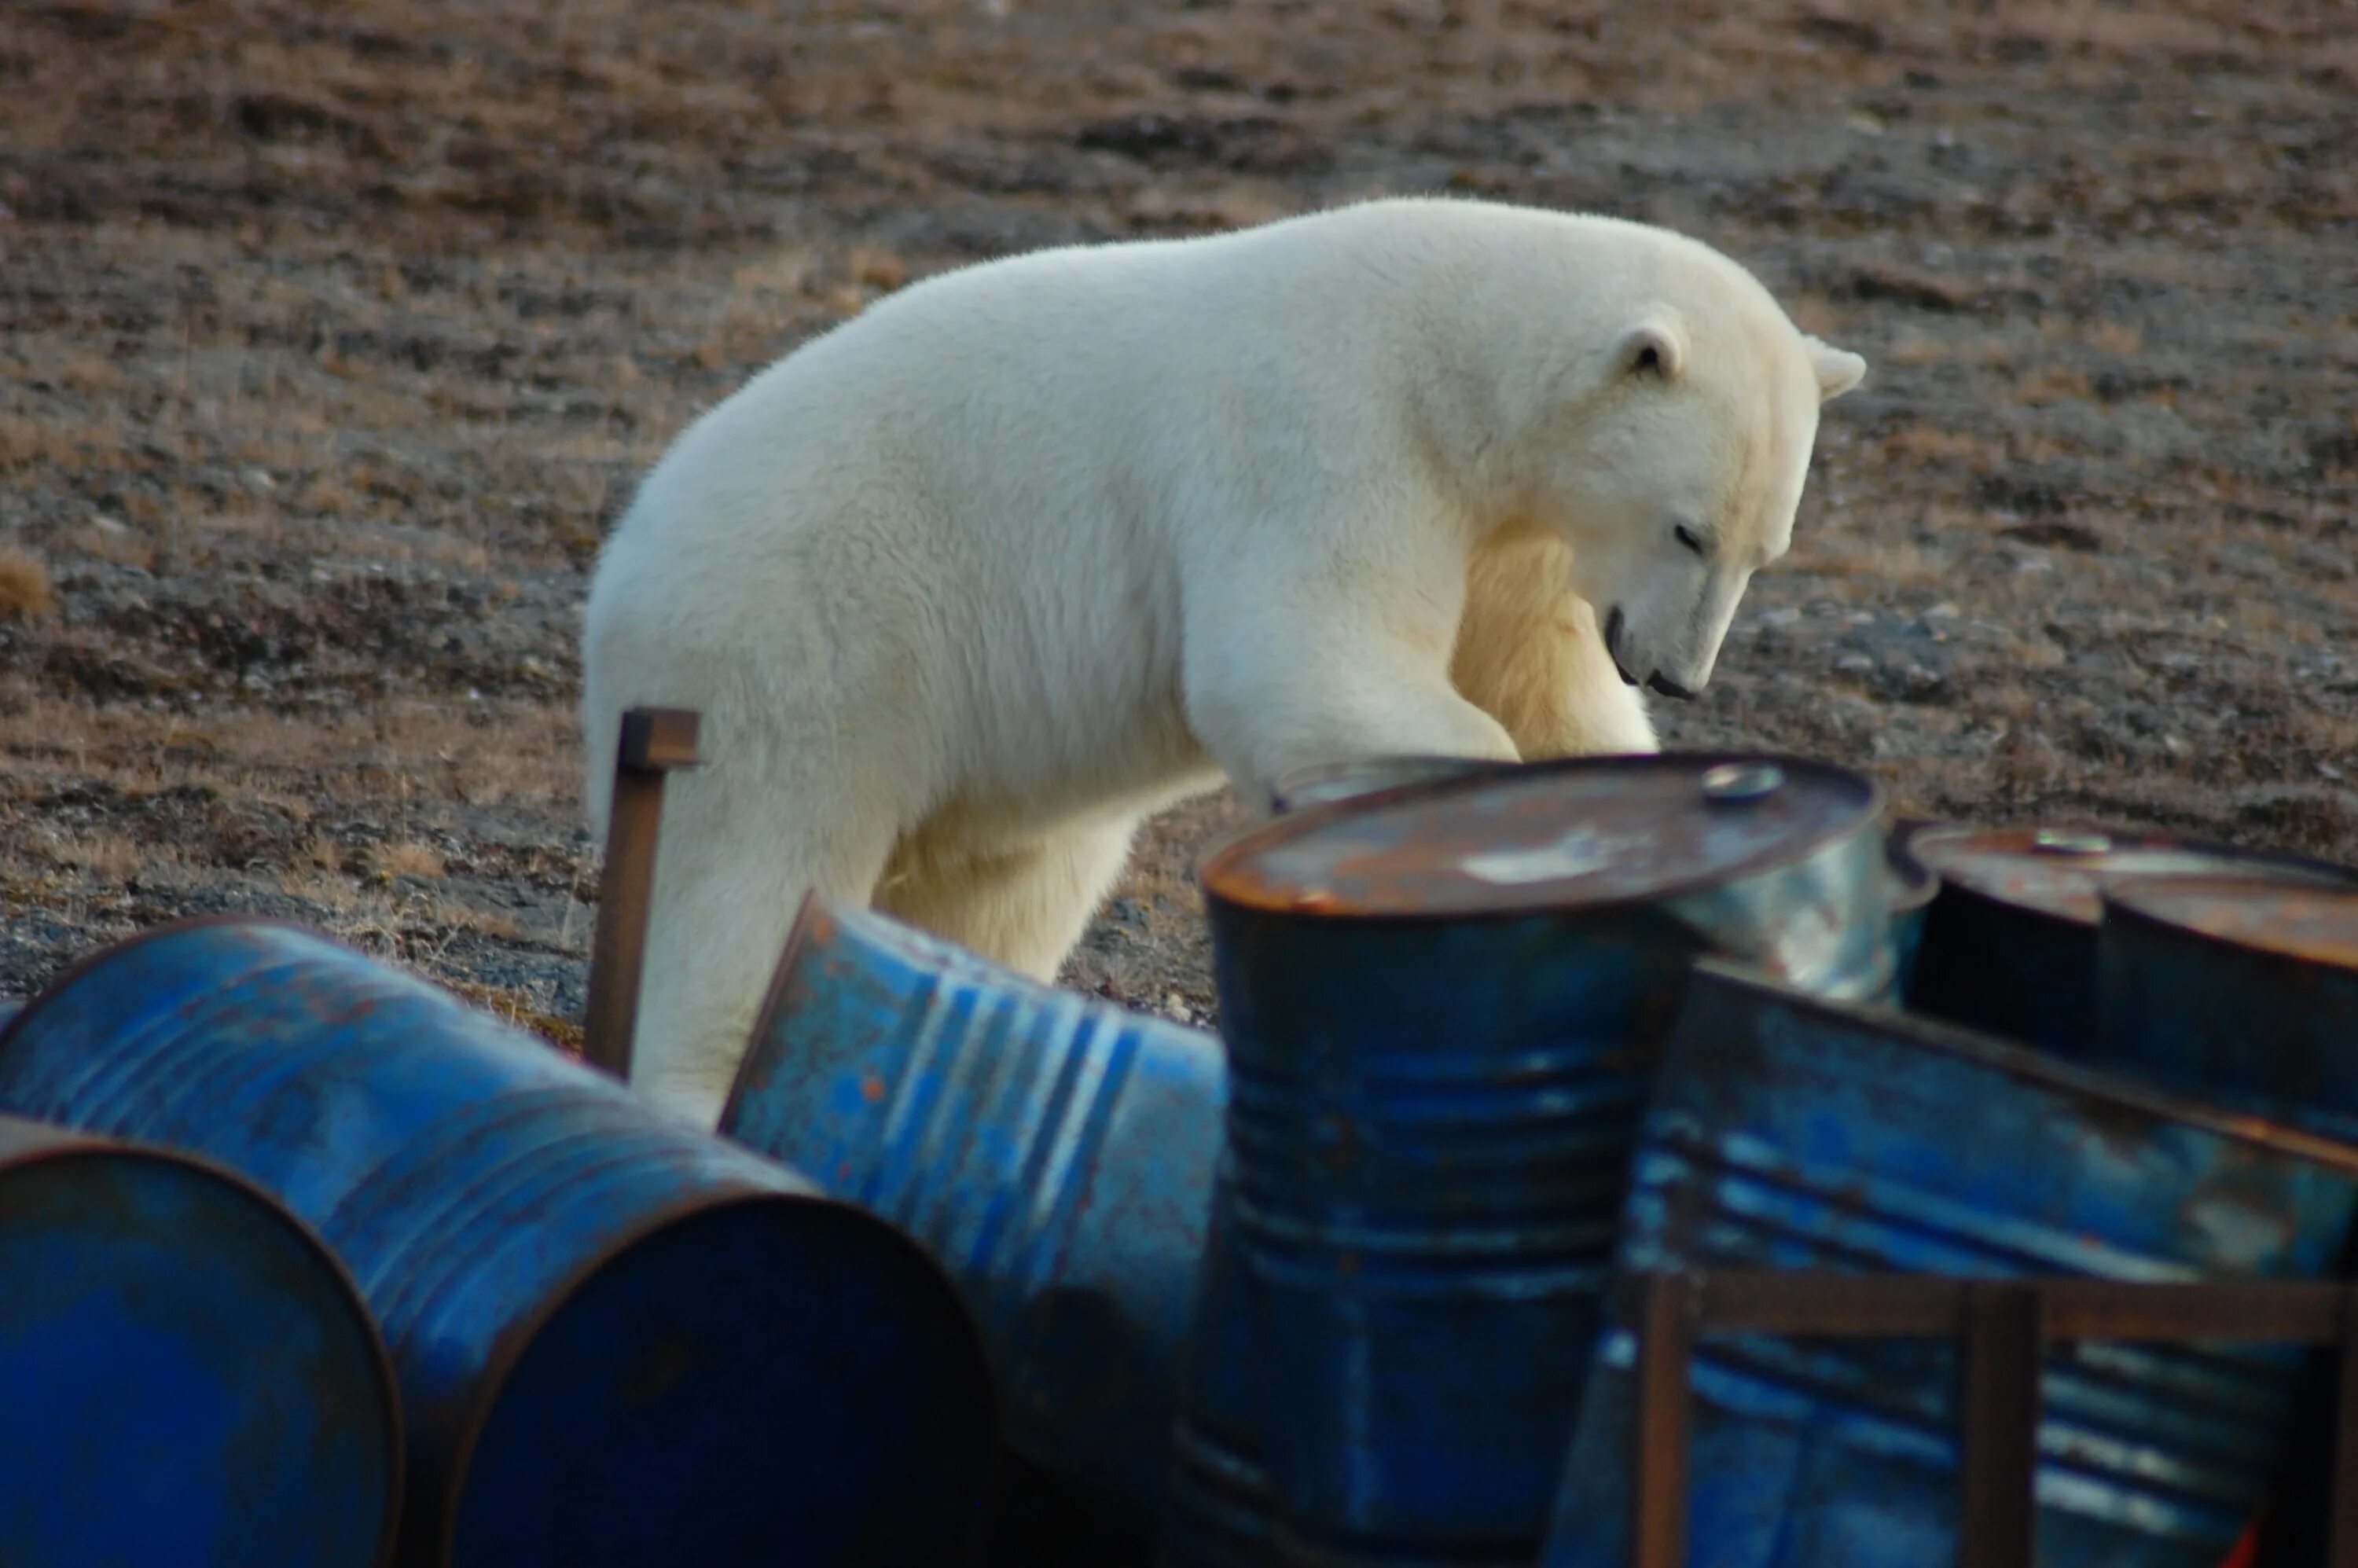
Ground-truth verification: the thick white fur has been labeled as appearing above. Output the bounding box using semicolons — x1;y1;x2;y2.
581;197;1865;1123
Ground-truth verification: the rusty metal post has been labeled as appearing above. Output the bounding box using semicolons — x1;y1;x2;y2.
1630;1272;1697;1568
2332;1288;2358;1568
582;706;702;1079
1960;1283;2044;1568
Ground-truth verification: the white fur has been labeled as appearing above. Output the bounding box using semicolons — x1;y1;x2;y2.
581;197;1865;1123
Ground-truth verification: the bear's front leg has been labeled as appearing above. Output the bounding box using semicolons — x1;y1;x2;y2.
1181;565;1519;811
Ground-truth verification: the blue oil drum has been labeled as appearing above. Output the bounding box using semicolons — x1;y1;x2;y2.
1905;824;2358;1054
1196;752;1893;1563
1542;960;2358;1568
2092;879;2358;1568
0;1112;399;1568
721;896;1228;1534
2094;878;2358;1139
0;919;997;1568
1269;755;1511;815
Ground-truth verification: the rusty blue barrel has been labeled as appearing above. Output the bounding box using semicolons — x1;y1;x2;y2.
1196;752;1893;1563
1269;754;1512;815
0;1112;399;1568
2095;877;2358;1138
1906;824;2358;1055
721;895;1227;1536
0;919;997;1568
1542;960;2358;1568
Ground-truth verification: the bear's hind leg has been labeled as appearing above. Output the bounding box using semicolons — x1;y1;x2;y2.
625;776;901;1129
873;817;1141;983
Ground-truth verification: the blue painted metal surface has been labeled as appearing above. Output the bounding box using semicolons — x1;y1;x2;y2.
1906;823;2358;1055
1542;960;2358;1568
0;1111;400;1568
0;919;998;1568
1196;752;1892;1564
722;895;1228;1533
2094;878;2358;1140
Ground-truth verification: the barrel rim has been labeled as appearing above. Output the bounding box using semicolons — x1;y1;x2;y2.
0;912;325;1061
0;1103;406;1568
1199;751;1886;920
440;1179;1003;1562
1885;814;1946;915
2099;872;2358;973
723;890;850;1133
1908;821;2358;927
1685;956;2358;1178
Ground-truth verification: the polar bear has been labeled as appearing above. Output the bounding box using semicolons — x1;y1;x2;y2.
582;197;1865;1123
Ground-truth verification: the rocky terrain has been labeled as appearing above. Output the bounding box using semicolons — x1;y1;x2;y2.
2;0;2354;1038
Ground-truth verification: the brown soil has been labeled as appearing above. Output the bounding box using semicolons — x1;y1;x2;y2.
4;0;2356;1038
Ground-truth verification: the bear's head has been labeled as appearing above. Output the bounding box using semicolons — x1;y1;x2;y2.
1517;291;1866;702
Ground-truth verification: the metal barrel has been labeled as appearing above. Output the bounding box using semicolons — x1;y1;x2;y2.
2094;878;2358;1140
1195;752;1892;1563
2091;880;2358;1568
1269;755;1513;816
1542;960;2358;1568
0;1112;401;1568
1905;824;2358;1055
1884;815;1944;1001
1166;753;1528;1566
0;919;998;1568
720;895;1229;1534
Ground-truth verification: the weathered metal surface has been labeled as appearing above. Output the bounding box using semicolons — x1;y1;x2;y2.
2095;879;2358;1142
1907;823;2358;1054
1544;960;2358;1568
1269;754;1511;816
1622;1272;2358;1568
721;895;1226;1533
0;919;997;1568
1162;1170;1276;1567
0;1112;400;1568
582;704;703;1079
1883;817;1944;1002
1196;753;1892;1563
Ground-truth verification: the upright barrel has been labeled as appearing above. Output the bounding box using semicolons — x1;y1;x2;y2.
0;920;997;1568
1907;824;2358;1053
1198;752;1892;1564
1269;755;1511;815
0;1113;399;1568
1543;961;2358;1568
722;896;1227;1536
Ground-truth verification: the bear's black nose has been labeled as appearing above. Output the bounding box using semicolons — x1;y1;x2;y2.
1645;671;1696;701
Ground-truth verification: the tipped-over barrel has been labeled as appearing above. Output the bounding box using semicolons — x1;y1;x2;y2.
0;920;997;1568
0;1113;401;1568
722;896;1228;1533
1543;962;2358;1568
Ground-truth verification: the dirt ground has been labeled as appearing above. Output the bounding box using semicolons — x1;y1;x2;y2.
2;0;2355;1040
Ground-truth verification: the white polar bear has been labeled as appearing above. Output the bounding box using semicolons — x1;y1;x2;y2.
582;197;1866;1123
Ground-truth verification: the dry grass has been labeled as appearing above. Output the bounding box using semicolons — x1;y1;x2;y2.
372;839;448;879
0;549;55;621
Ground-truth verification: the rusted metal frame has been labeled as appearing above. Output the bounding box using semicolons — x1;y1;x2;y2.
1959;1283;2042;1568
1629;1272;1697;1568
582;707;703;1079
1625;1272;2352;1344
2334;1291;2358;1568
1624;1271;2358;1568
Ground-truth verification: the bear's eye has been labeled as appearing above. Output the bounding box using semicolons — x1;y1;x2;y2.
1673;524;1708;557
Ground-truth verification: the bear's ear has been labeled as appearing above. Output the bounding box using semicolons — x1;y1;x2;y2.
1614;314;1688;382
1804;334;1868;401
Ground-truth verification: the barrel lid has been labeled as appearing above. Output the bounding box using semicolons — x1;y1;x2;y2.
1202;753;1878;918
2105;876;2358;972
1911;824;2358;925
1269;755;1509;815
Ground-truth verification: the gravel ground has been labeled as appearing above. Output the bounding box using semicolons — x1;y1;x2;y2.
2;0;2355;1037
